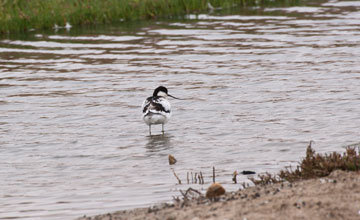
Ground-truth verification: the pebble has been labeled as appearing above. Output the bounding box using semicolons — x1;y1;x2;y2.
168;155;177;165
273;188;280;195
252;192;260;199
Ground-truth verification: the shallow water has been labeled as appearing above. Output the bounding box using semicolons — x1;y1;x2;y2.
1;0;360;219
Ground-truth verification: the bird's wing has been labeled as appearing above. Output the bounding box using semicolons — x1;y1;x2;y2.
142;97;152;114
142;97;171;116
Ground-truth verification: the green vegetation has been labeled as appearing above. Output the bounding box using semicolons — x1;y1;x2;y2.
0;0;302;34
250;142;360;185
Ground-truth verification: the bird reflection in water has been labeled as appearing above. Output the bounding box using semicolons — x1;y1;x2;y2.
145;133;172;153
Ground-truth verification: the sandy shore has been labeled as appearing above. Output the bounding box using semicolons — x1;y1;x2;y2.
77;170;360;220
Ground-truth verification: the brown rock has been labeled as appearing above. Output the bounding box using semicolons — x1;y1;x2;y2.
168;154;177;165
206;183;226;199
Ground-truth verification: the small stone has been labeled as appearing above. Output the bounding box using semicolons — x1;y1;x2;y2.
168;154;177;165
206;183;226;199
252;192;260;199
273;188;280;195
293;202;301;209
210;207;217;211
166;214;177;220
241;194;248;199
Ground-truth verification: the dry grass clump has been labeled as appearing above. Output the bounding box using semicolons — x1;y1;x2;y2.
248;172;283;186
250;142;360;185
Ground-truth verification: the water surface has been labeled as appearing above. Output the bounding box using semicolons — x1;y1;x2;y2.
1;1;360;219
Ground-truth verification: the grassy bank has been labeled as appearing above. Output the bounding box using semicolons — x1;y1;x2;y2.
250;142;360;185
0;0;301;34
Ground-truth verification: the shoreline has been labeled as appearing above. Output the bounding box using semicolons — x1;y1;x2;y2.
77;169;360;220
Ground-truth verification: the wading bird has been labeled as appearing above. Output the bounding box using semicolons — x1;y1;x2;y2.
142;86;180;135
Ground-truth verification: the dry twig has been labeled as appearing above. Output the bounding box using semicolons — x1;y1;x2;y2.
232;171;238;184
213;166;215;183
200;171;204;184
172;169;181;184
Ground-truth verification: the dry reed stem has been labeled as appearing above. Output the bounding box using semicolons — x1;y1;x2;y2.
172;169;181;184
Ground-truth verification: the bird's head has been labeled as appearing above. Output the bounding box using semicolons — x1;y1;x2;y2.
153;86;168;97
153;86;181;99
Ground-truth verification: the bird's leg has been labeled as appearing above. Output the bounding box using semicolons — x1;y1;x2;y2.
149;125;152;136
162;124;165;135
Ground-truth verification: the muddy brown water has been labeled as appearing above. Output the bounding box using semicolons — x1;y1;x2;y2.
1;1;360;219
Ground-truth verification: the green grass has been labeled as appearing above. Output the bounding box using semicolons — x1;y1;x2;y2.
0;0;302;34
250;142;360;185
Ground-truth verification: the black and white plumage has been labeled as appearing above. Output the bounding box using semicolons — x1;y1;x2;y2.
142;86;180;135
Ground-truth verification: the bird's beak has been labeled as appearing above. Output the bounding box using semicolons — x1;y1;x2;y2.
168;94;182;100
